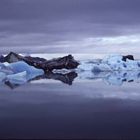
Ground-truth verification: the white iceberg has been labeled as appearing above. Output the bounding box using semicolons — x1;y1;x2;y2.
78;54;140;72
76;54;140;86
101;54;140;71
102;54;123;64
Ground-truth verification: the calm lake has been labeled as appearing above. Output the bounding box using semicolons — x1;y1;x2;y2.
0;54;140;139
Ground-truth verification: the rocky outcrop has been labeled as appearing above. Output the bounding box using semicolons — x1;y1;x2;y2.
0;55;5;63
122;55;134;61
2;52;79;71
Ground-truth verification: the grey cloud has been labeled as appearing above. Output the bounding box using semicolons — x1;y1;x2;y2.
0;0;140;23
0;0;140;53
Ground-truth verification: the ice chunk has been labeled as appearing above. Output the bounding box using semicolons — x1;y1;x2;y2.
9;61;43;74
102;54;123;64
77;54;140;86
8;61;44;81
0;72;6;83
0;61;44;86
78;60;95;71
3;62;10;66
0;63;14;74
92;64;112;72
78;54;140;72
7;71;27;85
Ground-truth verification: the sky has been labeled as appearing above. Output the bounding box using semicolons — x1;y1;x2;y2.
0;0;140;54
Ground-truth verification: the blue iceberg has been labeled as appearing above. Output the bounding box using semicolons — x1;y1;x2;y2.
78;54;140;72
9;61;44;80
76;54;140;86
0;61;44;86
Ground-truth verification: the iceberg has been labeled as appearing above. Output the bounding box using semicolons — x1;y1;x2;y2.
3;52;79;71
1;53;140;88
78;54;140;72
101;54;140;71
76;54;140;86
0;72;6;83
7;71;27;85
102;54;123;64
51;54;140;86
0;61;44;86
0;63;13;74
9;61;44;80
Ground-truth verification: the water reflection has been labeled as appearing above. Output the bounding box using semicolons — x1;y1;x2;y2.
0;71;78;89
78;70;140;86
31;71;77;85
1;68;140;89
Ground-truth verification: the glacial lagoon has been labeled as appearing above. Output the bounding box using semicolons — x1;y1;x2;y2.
1;54;140;139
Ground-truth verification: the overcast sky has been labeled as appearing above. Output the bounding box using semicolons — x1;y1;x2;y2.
0;0;140;54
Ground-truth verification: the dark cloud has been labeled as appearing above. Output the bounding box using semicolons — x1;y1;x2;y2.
0;0;140;23
0;0;140;53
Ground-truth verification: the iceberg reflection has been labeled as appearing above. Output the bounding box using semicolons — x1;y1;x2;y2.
78;71;140;86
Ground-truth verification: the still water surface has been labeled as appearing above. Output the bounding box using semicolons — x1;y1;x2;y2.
0;54;140;139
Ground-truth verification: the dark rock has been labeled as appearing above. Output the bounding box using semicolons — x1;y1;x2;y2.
0;55;5;63
43;55;79;71
3;52;79;71
128;80;134;82
4;52;24;63
25;56;47;63
122;55;134;61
